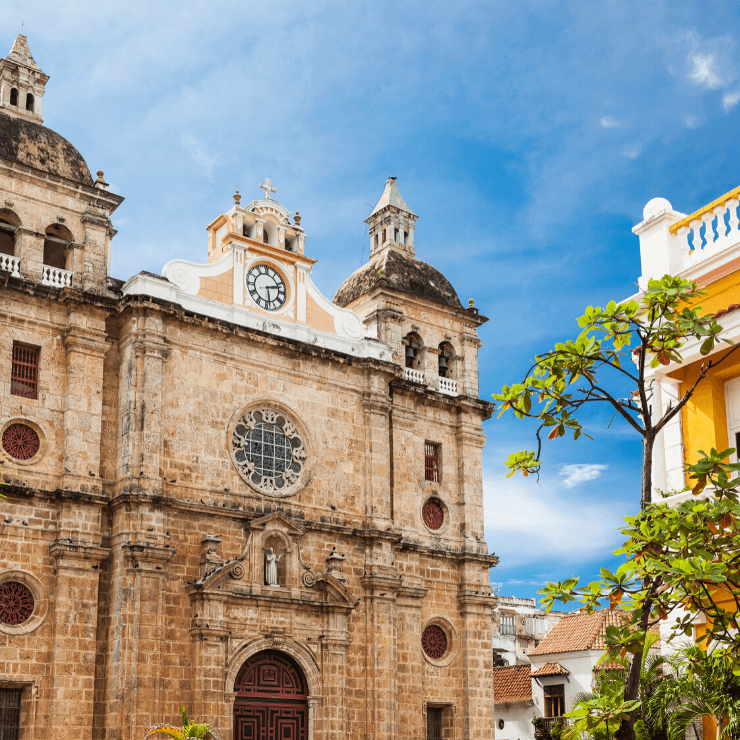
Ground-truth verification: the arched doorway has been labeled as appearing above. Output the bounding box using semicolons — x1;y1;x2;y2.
233;650;308;740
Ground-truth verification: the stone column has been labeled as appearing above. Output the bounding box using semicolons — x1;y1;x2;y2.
80;211;113;295
47;541;110;740
361;572;400;740
396;578;428;740
319;637;351;740
457;591;495;740
455;407;487;543
61;307;110;493
17;227;44;282
362;385;392;526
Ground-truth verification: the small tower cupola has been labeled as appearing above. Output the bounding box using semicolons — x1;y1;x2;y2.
365;177;418;258
0;35;49;124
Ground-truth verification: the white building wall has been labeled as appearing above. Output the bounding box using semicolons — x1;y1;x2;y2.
495;704;535;740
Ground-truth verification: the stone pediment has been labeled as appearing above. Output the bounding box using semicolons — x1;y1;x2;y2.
248;511;306;536
316;573;359;608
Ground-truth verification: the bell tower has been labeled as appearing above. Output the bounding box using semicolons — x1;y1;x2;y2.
366;177;418;258
0;34;48;124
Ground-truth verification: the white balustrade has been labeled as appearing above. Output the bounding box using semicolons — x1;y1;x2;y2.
0;254;20;277
684;198;740;268
41;265;73;288
438;377;458;396
404;367;425;384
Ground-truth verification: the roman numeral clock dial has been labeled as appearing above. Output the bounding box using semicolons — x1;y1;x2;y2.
246;265;287;311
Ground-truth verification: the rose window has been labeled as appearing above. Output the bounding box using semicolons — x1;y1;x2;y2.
422;625;448;659
422;499;444;531
0;582;34;625
2;423;40;460
232;409;306;493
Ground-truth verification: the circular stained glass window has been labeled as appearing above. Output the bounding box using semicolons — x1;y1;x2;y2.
422;624;448;660
0;582;34;625
232;408;306;493
422;499;444;531
2;423;40;460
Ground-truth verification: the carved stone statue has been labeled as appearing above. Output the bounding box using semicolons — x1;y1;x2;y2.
265;547;282;586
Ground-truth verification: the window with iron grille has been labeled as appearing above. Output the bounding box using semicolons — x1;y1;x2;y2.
10;343;39;399
425;442;440;482
501;614;516;635
0;688;21;740
426;707;443;740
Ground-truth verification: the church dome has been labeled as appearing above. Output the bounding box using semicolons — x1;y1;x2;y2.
0;111;93;186
333;248;463;310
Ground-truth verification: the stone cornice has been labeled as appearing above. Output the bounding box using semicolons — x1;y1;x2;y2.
50;540;110;566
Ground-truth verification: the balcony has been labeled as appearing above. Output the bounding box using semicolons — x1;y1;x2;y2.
404;367;425;384
42;265;73;288
438;377;457;396
0;254;20;277
533;717;571;739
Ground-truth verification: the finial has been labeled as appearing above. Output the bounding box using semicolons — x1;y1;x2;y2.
96;170;104;177
94;170;109;191
234;189;241;206
260;178;277;200
294;211;301;226
468;298;475;307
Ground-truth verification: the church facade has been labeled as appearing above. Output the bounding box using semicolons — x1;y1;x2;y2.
0;35;497;740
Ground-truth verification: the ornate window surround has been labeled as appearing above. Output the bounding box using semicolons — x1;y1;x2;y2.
0;571;48;636
228;399;314;498
420;495;450;536
421;617;458;667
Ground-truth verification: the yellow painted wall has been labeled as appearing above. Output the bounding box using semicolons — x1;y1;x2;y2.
198;268;234;304
306;294;336;334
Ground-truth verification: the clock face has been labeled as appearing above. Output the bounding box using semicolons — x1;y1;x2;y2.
246;264;287;311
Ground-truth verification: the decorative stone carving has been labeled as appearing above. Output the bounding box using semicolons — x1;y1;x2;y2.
325;546;347;583
231;408;307;495
265;547;282;586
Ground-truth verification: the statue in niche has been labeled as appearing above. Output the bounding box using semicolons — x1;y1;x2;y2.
265;547;282;586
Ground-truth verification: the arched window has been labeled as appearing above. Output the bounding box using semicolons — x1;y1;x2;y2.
0;210;21;258
263;229;269;244
284;237;293;252
438;342;455;378
242;223;251;238
404;332;422;369
9;88;18;106
43;224;73;270
25;93;34;112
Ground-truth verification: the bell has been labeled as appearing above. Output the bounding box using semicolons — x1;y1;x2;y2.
406;346;416;360
438;355;448;371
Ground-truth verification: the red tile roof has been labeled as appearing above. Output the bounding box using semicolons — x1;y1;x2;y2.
529;610;628;656
493;664;532;703
531;662;570;677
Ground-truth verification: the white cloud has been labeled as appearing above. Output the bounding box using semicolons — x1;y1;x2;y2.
668;31;735;90
600;116;620;128
622;147;640;160
181;134;218;181
483;471;630;569
724;91;740;111
688;53;726;89
560;463;608;488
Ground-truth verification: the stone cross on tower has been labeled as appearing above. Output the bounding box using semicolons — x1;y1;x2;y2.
260;178;276;200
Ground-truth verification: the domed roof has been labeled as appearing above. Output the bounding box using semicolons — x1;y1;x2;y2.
333;248;463;310
0;111;93;185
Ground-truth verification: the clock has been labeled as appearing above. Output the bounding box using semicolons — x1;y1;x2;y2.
246;264;287;311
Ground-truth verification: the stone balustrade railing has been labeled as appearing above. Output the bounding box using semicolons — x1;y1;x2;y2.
0;253;20;277
404;367;425;384
438;377;458;396
41;265;73;288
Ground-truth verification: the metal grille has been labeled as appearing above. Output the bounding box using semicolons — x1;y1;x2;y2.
422;499;444;530
424;443;440;482
10;344;39;399
422;625;448;659
0;582;34;626
427;708;443;740
0;688;21;740
1;425;40;461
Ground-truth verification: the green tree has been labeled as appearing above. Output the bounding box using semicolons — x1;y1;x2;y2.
145;706;221;740
648;645;740;740
493;276;740;740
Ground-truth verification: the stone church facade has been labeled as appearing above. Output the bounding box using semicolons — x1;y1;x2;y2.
0;35;497;740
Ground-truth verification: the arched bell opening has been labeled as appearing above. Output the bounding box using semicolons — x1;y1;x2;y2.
438;341;455;379
233;650;308;740
43;224;74;270
9;88;18;106
0;210;21;257
403;332;423;370
25;93;34;112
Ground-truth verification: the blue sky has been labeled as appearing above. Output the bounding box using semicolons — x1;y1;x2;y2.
9;1;740;604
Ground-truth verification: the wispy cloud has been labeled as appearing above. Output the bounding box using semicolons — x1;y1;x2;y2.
688;53;726;88
600;116;621;128
724;91;740;111
668;31;735;90
181;134;218;181
560;463;608;488
622;147;640;160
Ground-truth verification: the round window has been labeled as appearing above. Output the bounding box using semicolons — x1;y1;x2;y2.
2;423;40;460
232;408;306;494
498;719;505;730
422;624;448;659
0;581;35;625
422;499;444;531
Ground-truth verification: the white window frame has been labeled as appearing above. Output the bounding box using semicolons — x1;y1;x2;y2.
724;376;740;465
